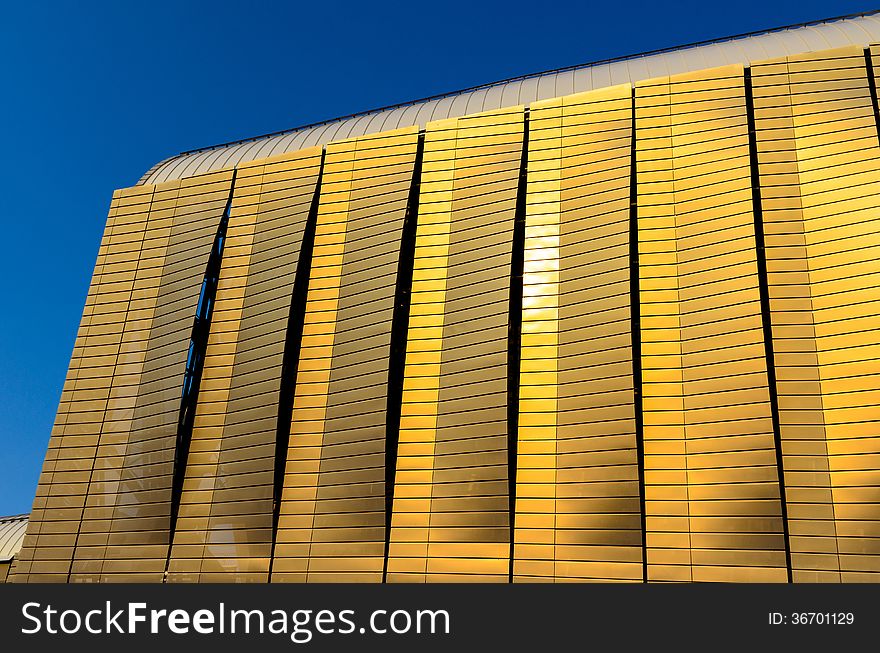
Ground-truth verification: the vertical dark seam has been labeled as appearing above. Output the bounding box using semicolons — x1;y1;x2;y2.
382;132;425;582
630;89;648;584
744;67;793;583
508;110;529;582
164;170;237;581
864;48;880;140
267;151;326;581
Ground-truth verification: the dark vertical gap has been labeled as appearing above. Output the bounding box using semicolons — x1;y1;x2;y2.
864;48;880;138
507;110;528;583
268;150;327;580
629;90;648;584
382;132;425;582
744;67;793;583
163;170;237;581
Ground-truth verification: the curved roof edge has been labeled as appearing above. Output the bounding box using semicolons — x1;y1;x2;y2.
139;9;880;185
0;514;28;562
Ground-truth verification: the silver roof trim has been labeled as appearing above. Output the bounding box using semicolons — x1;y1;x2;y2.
0;514;28;563
139;10;880;185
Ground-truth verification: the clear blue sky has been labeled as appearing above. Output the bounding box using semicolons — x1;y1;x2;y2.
0;0;874;515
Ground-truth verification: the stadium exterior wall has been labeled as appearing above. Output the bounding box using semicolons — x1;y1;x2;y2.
12;42;880;583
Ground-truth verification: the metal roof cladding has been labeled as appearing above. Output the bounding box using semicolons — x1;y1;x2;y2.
138;9;880;185
0;514;28;562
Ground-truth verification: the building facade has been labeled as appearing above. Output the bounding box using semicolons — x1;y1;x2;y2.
12;12;880;582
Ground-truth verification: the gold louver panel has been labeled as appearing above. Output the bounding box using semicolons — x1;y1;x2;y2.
167;150;321;582
635;66;787;582
386;107;524;582
274;128;419;582
15;173;233;583
515;84;641;582
753;46;880;582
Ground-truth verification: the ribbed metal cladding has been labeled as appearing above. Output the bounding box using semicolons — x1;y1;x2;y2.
13;173;234;583
635;65;787;582
385;107;524;582
515;84;641;582
14;40;880;583
165;149;322;582
752;45;880;582
273;128;419;582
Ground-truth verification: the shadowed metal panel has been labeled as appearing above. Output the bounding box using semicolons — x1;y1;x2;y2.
273;127;419;582
82;171;232;582
387;107;524;582
139;13;880;185
22;172;233;583
166;148;322;582
515;84;642;582
65;181;183;583
635;65;787;582
13;186;156;582
753;46;880;582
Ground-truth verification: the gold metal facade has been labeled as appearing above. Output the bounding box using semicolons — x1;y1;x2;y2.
753;46;880;581
515;85;641;582
387;108;523;582
15;173;233;582
14;44;880;583
636;66;787;582
274;129;418;582
167;150;322;582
